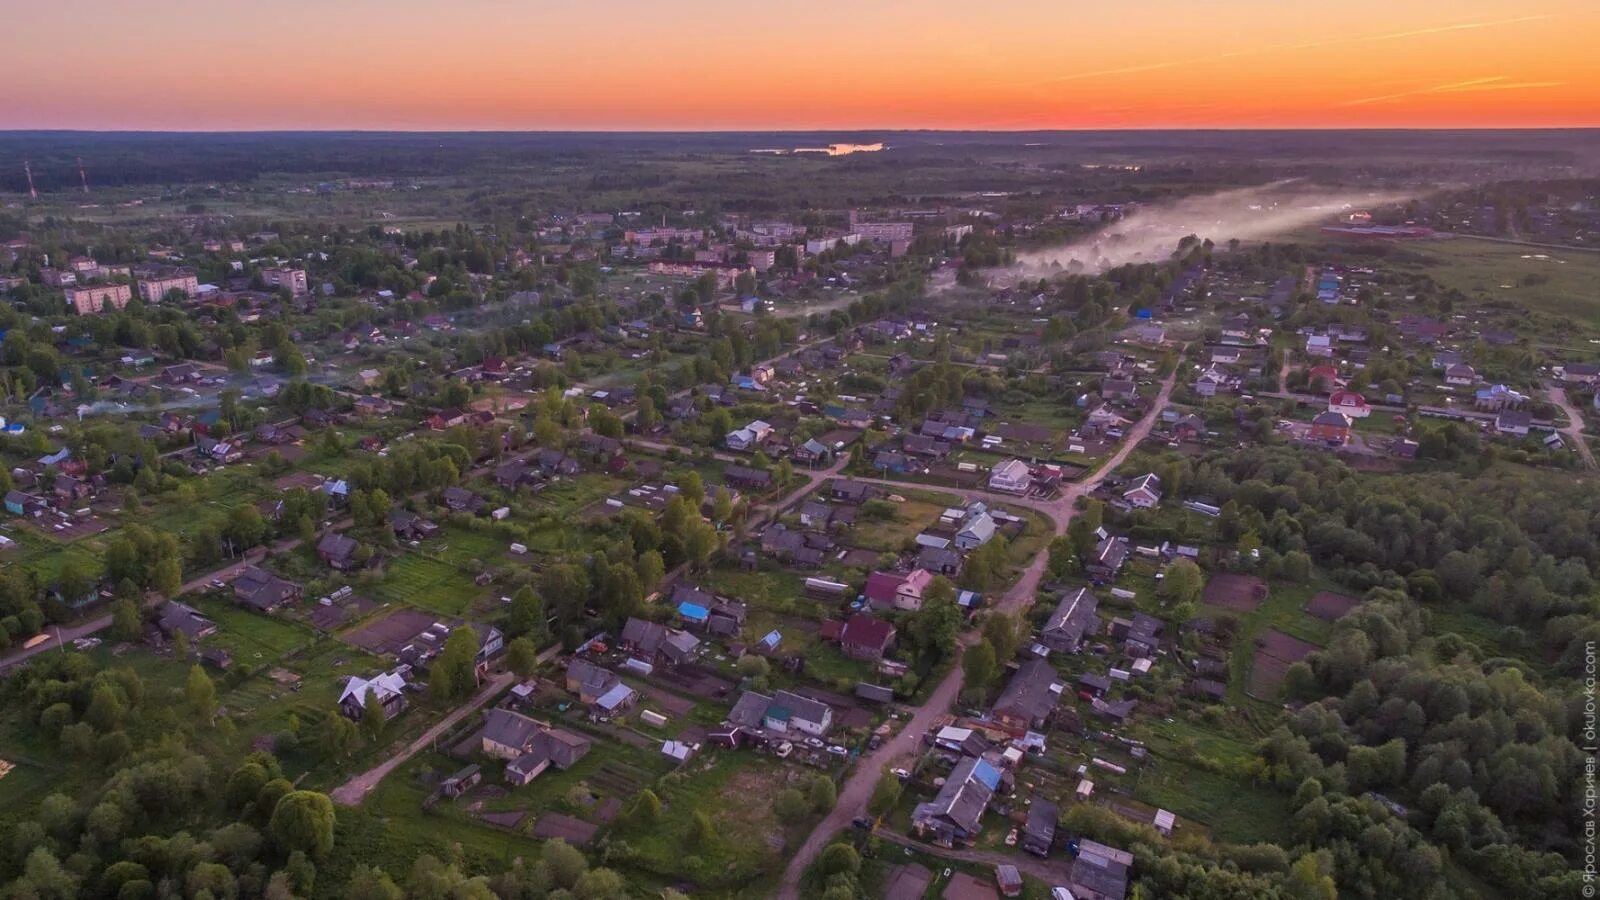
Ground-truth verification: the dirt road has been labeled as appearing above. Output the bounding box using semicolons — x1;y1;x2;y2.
1546;385;1597;470
775;372;1176;897
330;670;515;806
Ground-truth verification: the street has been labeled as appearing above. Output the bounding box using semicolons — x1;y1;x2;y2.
775;371;1176;897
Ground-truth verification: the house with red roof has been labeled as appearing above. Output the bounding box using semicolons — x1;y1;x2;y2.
837;614;896;661
1310;411;1352;445
1327;390;1371;419
864;568;936;612
1306;365;1340;392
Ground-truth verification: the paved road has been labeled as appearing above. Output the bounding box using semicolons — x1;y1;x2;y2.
775;372;1177;898
1546;385;1597;470
331;670;516;806
874;827;1076;885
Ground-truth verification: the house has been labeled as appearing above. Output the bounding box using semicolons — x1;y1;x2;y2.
338;670;409;720
534;449;582;476
481;708;591;785
1085;536;1129;578
794;438;830;465
988;459;1033;495
911;755;1001;846
991;658;1061;731
954;510;997;551
1496;408;1533;437
53;475;93;504
388;508;440;540
577;433;623;460
442;486;485;513
864;568;934;611
837;613;896;661
831;480;877;503
726;689;834;737
1444;364;1476;386
1306;365;1341;391
1069;841;1134;900
1304;334;1333;357
1562;362;1600;385
620;617;699;667
426;408;467;431
232;565;302;612
873;450;913;474
1327;390;1371;419
1112;612;1165;657
1021;798;1058;857
157;600;217;642
1040;588;1100;654
917;546;964;576
4;490;47;516
1308;410;1352;445
565;659;622;704
726;420;773;451
316;532;360;569
440;764;482;798
723;464;773;490
1121;473;1162;509
1100;376;1137;401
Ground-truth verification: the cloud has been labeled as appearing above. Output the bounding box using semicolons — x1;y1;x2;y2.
1337;75;1566;107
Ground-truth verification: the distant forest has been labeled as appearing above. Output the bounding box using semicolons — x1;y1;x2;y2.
0;129;1594;193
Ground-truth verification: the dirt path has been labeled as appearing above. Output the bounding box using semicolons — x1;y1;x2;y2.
330;670;515;806
775;371;1176;897
1546;385;1597;470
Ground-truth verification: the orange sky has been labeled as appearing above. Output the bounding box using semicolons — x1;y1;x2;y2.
2;0;1596;129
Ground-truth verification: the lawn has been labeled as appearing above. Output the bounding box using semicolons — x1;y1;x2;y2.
371;553;486;616
1389;237;1600;329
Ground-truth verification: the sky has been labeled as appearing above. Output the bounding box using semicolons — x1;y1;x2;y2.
1;0;1597;131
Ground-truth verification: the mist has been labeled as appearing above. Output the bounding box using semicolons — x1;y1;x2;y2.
1017;181;1414;274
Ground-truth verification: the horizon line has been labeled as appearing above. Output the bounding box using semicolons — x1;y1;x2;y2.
1;125;1598;136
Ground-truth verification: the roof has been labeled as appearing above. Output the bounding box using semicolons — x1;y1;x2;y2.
595;682;636;712
993;658;1060;723
340;671;407;707
771;689;831;725
913;755;995;836
1042;588;1099;646
482;707;542;750
840;613;895;651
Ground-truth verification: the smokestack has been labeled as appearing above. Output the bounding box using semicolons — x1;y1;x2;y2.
77;157;88;194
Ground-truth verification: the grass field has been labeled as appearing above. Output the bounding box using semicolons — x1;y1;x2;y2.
1388;237;1600;329
372;553;485;616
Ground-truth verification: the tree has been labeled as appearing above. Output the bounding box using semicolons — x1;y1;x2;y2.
906;580;962;664
505;637;539;678
269;790;337;858
1159;558;1205;606
321;708;362;758
432;626;479;701
151;557;182;598
186;665;217;719
573;868;626;900
685;809;716;847
809;775;837;812
867;770;902;817
981;613;1024;662
360;688;388;741
628;789;662;828
506;586;549;643
819;843;861;877
346;866;404;900
111;598;142;642
541;839;589;888
774;788;809;823
85;684;126;732
963;639;999;691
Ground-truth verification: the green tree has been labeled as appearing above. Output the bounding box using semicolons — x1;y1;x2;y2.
809;775;837;812
111;598;142;642
1159;559;1205;606
819;843;861;877
963;639;999;691
432;626;479;701
269;790;337;858
151;557;183;598
774;788;809;823
322;708;362;759
505;586;548;643
360;688;388;741
685;809;716;847
186;665;217;719
542;838;589;889
505;637;539;678
628;789;662;828
867;770;902;818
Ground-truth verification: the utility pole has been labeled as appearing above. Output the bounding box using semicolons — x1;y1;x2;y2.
23;160;37;200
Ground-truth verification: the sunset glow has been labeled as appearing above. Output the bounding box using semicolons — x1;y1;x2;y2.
3;0;1597;130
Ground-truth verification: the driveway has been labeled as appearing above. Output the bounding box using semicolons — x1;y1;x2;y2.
1546;385;1597;470
330;670;515;806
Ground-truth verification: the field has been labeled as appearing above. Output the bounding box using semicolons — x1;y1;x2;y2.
1246;629;1321;699
1388;237;1600;329
371;553;485;616
1201;572;1267;611
1304;590;1361;622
